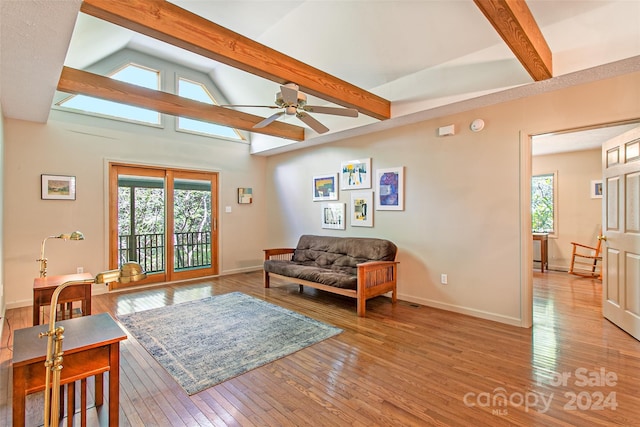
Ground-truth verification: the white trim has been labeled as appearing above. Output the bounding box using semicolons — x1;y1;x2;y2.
520;131;533;328
398;294;524;327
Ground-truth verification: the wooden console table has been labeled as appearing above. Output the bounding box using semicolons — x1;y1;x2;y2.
12;313;126;427
533;233;549;272
33;272;93;326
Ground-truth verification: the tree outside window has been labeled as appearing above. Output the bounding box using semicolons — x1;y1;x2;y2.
532;173;556;233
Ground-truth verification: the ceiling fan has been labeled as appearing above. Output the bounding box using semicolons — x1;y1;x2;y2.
221;83;359;134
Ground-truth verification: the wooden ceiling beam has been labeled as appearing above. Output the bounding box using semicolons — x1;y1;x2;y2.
57;66;305;141
80;0;391;121
473;0;552;81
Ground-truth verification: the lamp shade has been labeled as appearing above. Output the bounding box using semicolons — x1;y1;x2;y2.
57;231;84;241
119;261;147;283
94;262;147;284
68;231;85;241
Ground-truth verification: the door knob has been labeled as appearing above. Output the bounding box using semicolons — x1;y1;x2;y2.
598;235;607;241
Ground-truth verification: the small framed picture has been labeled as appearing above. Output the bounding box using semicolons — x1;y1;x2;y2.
590;180;603;199
41;174;76;200
341;158;371;190
313;174;338;201
238;187;253;204
350;191;373;227
375;167;404;210
321;203;345;229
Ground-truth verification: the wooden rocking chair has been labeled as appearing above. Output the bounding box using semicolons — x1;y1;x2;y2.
568;234;604;279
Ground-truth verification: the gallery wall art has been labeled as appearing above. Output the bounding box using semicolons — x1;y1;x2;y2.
340;158;371;190
375;167;404;210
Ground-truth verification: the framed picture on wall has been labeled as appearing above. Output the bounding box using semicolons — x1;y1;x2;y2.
375;167;404;210
41;174;76;200
340;158;371;190
321;203;345;229
313;174;338;201
350;191;373;227
590;180;603;199
238;187;253;204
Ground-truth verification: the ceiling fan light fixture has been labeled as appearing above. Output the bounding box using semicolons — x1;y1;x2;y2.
285;105;297;115
225;82;358;133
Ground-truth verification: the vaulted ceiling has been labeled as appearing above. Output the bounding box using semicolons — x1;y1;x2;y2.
1;0;639;153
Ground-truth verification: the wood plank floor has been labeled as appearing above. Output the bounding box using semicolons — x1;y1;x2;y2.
1;270;639;426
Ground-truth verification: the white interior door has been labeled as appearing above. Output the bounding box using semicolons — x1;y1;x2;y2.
602;126;640;341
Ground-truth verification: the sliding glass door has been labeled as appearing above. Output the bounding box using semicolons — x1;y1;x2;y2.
109;164;218;288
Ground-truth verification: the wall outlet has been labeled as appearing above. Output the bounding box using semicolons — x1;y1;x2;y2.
440;273;448;285
77;267;84;274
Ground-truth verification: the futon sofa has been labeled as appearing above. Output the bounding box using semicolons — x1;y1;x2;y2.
263;235;399;316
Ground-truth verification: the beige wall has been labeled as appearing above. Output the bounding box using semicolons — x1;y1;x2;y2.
265;71;640;326
533;149;602;270
3;118;267;308
3;71;639;325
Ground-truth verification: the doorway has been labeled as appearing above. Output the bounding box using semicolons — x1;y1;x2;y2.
109;163;219;289
523;122;640;329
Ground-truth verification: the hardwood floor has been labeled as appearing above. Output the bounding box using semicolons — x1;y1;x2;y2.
1;270;639;426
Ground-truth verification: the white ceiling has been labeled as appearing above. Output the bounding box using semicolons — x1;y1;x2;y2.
1;0;640;154
532;122;639;156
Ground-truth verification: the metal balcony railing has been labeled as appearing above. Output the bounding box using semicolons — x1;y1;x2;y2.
118;231;211;273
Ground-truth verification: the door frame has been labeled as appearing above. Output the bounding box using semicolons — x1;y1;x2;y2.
168;169;219;282
107;162;220;289
520;121;640;328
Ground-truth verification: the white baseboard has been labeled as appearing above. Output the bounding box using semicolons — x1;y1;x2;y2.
397;293;524;327
220;266;263;275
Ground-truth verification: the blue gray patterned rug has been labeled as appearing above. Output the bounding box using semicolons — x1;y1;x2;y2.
117;292;342;395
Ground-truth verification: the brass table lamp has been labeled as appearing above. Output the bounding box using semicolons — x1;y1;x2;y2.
37;231;85;277
38;261;146;427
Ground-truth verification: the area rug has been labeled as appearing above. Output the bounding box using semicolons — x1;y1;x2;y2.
117;291;342;395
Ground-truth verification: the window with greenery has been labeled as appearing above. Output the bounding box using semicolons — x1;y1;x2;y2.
110;165;218;287
57;63;161;124
532;172;557;233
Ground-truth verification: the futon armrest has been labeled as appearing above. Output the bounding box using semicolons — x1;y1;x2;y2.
356;261;398;286
264;248;295;261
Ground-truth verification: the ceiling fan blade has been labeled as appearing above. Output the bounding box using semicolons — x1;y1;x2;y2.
281;84;299;105
219;104;279;109
254;111;285;129
296;112;329;134
303;105;359;117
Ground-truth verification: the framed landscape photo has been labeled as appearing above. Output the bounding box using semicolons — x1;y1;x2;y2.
376;167;404;210
313;174;338;201
41;174;76;200
321;203;346;229
350;191;373;227
340;158;371;190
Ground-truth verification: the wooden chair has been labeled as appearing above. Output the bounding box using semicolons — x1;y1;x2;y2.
568;234;603;279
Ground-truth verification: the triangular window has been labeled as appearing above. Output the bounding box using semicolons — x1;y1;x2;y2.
57;64;161;125
177;78;243;140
